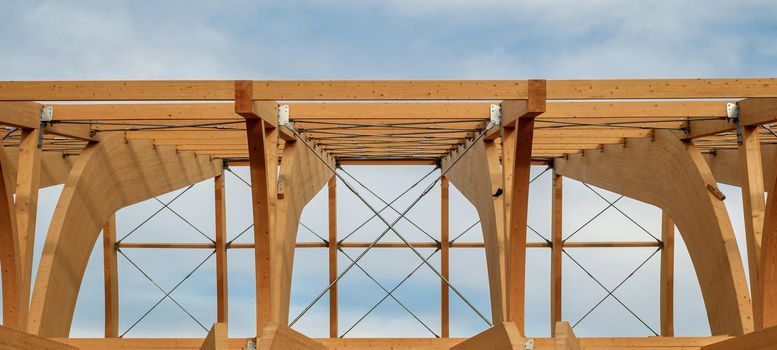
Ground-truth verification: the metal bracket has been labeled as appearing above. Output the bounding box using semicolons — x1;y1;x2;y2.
726;102;740;121
40;106;54;122
490;104;501;125
37;106;55;149
245;339;256;350
278;104;290;126
524;338;535;350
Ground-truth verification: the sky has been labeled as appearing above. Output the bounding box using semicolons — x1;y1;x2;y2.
0;0;776;340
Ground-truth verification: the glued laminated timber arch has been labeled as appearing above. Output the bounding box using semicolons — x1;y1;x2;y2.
272;140;334;325
27;133;222;337
555;130;753;335
442;140;507;324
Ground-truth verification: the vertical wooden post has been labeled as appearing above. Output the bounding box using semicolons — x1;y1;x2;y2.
215;174;229;324
441;176;450;338
740;125;766;329
14;127;41;328
550;172;563;335
237;81;278;334
328;176;338;338
246;117;275;334
660;211;675;337
102;214;118;338
506;80;546;333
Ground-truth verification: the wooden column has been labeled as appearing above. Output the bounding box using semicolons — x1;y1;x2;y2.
245;118;276;333
441;176;450;338
328;176;337;338
102;214;118;338
505;80;546;332
741;125;767;330
550;172;562;335
660;211;675;337
14;127;41;328
0;138;23;330
214;174;228;324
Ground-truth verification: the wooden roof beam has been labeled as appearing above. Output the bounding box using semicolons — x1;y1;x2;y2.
2;78;777;101
235;81;295;142
0;102;96;142
47;100;731;121
688;98;777;138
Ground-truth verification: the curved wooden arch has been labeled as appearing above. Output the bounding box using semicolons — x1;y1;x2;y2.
759;150;777;328
442;140;507;323
27;133;221;337
272;141;333;324
555;130;753;335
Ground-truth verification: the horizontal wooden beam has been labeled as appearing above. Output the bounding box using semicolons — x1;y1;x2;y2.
702;324;777;349
43;123;96;142
116;241;658;249
0;102;41;128
48;101;729;121
688;98;777;138
547;79;777;99
56;336;733;350
0;326;75;350
1;79;775;101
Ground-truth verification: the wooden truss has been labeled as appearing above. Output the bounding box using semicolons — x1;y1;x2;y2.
1;79;777;349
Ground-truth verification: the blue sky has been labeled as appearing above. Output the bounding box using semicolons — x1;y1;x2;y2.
0;0;775;340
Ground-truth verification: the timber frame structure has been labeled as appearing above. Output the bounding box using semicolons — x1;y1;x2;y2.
1;78;777;349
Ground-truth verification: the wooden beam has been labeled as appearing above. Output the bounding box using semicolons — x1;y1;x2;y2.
0;81;236;101
235;81;279;127
450;322;526;350
215;175;228;324
27;134;221;337
236;81;295;142
56;335;734;350
550;173;562;335
328;176;337;338
14;127;41;329
554;321;581;350
739;97;777;125
506;80;546;332
546;79;777;100
440;176;450;338
102;214;118;338
48;101;728;122
741;125;767;330
250;81;532;100
0;102;40;128
660;212;675;337
702;324;777;350
43;122;97;142
0;135;23;330
256;324;326;350
0;325;75;350
555;130;753;335
4;78;776;101
338;159;438;166
688;97;777;138
200;323;228;350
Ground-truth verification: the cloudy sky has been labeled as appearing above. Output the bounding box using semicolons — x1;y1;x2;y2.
1;0;776;340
